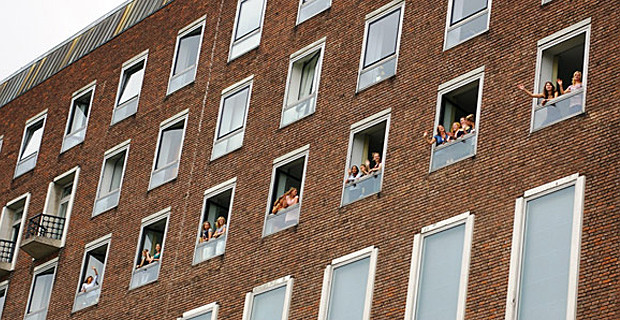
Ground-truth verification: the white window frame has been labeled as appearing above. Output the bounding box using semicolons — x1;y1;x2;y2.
93;140;130;216
167;17;206;95
281;38;326;128
14;110;47;178
0;280;8;318
61;81;96;153
242;276;294;320
356;0;405;92
72;233;112;312
211;76;253;160
43;166;80;247
443;0;492;50
148;109;189;190
24;257;58;320
530;19;591;132
403;212;474;320
228;0;268;61
0;193;30;271
129;207;170;290
178;302;220;320
296;0;331;25
112;50;148;125
0;135;3;154
340;109;391;206
505;174;585;320
317;246;378;320
193;178;236;265
262;145;310;237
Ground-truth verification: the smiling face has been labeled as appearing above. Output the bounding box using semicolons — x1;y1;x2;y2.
437;125;446;133
155;244;161;252
452;122;460;132
573;71;582;82
86;276;93;284
460;117;467;127
545;82;553;91
290;188;297;197
373;153;380;163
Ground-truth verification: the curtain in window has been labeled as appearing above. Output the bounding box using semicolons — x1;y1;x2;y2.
250;286;286;320
156;123;184;169
28;268;55;313
69;98;90;133
218;87;249;138
174;31;201;75
363;9;400;68
298;52;320;99
21;122;44;158
327;257;371;320
235;0;264;40
119;64;145;105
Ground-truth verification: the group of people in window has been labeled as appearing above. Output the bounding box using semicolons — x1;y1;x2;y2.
199;216;227;242
345;152;383;184
517;71;583;105
271;187;299;214
423;114;476;147
135;243;161;269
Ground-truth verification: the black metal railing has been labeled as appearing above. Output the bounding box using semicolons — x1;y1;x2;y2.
25;214;65;240
0;240;16;263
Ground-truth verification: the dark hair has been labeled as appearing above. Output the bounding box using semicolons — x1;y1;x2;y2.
351;165;359;174
543;81;556;99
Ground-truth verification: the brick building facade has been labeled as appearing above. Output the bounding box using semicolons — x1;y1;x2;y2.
0;0;617;319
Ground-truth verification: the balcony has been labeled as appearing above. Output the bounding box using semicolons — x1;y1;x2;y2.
281;94;316;127
532;89;584;131
0;239;16;276
264;204;300;236
20;214;65;260
73;287;101;312
193;234;227;264
130;261;160;289
430;133;477;171
342;171;383;205
358;56;397;91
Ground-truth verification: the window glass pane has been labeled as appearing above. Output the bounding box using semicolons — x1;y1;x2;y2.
218;87;249;138
187;311;212;320
250;286;286;320
21;121;44;158
0;288;6;318
298;52;320;99
174;30;201;75
156;122;184;169
108;154;125;193
415;224;465;320
327;257;370;320
28;267;55;313
69;94;91;133
450;0;487;24
235;0;264;40
517;186;575;319
119;63;145;105
363;9;401;68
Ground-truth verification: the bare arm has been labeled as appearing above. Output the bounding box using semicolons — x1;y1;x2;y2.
518;85;544;98
557;79;565;94
423;132;436;145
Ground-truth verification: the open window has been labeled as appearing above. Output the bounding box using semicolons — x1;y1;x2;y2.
93;140;130;216
505;174;585;320
296;0;331;25
112;51;147;124
179;302;220;320
0;193;29;275
24;258;58;320
357;1;405;92
168;17;205;94
341;110;390;206
211;77;252;160
130;209;169;289
242;276;294;320
430;67;484;172
229;0;268;61
73;234;111;312
15;110;47;178
281;38;325;127
531;19;590;131
149;110;188;190
61;82;95;153
193;179;235;264
263;145;309;237
0;135;3;154
443;0;491;49
404;212;474;320
318;246;378;320
0;281;7;318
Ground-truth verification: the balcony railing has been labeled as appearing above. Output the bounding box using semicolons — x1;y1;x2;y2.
193;234;227;264
25;214;65;240
0;240;16;263
342;171;383;205
281;94;316;126
430;132;477;171
264;203;300;236
532;89;584;131
73;287;101;312
130;261;160;289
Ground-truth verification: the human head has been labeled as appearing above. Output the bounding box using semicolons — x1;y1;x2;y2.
460;117;467;127
86;276;93;284
372;152;381;163
451;122;461;132
572;71;582;84
465;114;475;125
360;164;368;171
217;216;226;227
155;243;161;252
543;81;556;97
289;187;298;197
202;221;211;230
436;125;446;134
351;165;359;174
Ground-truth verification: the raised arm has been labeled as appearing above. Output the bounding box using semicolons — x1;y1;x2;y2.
517;85;544;98
557;79;565;94
423;132;437;146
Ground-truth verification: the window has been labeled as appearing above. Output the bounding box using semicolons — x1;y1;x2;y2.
318;246;378;320
341;110;390;206
505;174;585;320
112;51;148;124
73;234;111;312
193;179;235;264
93;140;130;216
179;302;220;320
168;17;205;94
263;145;309;237
443;0;491;49
281;38;325;127
357;1;405;92
61;83;95;153
0;194;29;273
296;0;331;25
242;276;294;320
15;110;47;177
229;0;267;61
0;281;7;318
530;19;590;131
211;77;252;160
404;212;474;320
149;110;188;190
429;67;484;171
0;135;3;154
130;208;169;289
24;258;58;320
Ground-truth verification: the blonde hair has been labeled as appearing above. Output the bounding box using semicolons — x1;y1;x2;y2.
572;71;582;85
216;216;226;228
